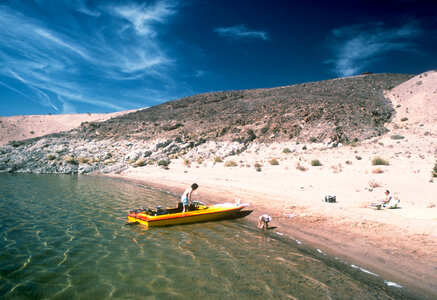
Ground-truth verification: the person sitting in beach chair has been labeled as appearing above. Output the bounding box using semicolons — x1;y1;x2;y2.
369;190;399;209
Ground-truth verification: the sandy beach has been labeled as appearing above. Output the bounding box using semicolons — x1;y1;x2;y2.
106;127;437;297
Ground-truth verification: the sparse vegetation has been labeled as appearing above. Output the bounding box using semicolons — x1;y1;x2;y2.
9;140;25;147
368;180;382;188
311;159;322;166
400;117;408;122
134;159;146;167
391;134;404;140
254;162;262;172
432;161;437;178
62;155;77;165
213;156;223;163
282;148;292;154
371;156;389;166
224;160;237;167
78;157;89;164
269;158;279;165
46;154;56;161
183;159;190;166
309;136;317;143
157;160;169;168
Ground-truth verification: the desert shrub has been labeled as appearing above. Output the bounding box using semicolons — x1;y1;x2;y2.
345;160;352;165
30;131;35;134
355;156;362;160
400;117;408;122
213;157;223;163
183;159;190;166
260;126;269;134
104;159;115;165
282;148;292;154
254;162;262;172
63;155;77;165
371;156;389;166
391;135;404;140
296;162;307;172
269;158;279;165
134;159;146;167
311;159;322;166
78;157;89;164
224;160;237;167
157;160;169;167
9;140;25;147
309;136;317;143
302;145;307;150
197;157;204;164
368;180;382;188
349;142;358;147
46;154;56;161
432;161;437;178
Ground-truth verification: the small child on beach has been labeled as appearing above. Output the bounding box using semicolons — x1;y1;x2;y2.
258;214;272;230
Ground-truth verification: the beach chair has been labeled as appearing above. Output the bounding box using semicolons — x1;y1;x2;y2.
385;198;400;209
369;198;400;210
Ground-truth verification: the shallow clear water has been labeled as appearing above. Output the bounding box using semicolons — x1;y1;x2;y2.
0;174;418;299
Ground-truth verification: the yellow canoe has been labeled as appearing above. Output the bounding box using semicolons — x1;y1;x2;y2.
127;203;250;227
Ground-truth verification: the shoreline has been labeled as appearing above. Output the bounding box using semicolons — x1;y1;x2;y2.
104;159;437;299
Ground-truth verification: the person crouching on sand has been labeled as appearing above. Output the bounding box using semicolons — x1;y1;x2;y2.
258;214;272;230
181;183;198;213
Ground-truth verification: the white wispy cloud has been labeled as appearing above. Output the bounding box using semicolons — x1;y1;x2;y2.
215;25;269;41
109;1;176;36
327;22;422;76
0;0;179;113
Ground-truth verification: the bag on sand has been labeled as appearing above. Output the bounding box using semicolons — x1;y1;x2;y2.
324;195;336;203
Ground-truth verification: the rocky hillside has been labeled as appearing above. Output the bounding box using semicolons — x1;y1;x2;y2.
0;73;414;174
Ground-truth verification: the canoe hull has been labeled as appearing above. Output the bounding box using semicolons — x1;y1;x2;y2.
128;204;249;227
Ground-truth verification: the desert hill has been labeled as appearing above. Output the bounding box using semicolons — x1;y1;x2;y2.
84;73;413;146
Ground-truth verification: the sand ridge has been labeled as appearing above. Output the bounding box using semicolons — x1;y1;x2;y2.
0;109;140;146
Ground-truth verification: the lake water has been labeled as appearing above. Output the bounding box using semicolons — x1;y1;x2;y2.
0;174;419;299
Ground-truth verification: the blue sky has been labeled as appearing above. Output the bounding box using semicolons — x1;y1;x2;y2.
1;0;436;116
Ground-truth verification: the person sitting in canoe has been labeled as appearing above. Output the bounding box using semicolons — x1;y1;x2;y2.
181;183;198;213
